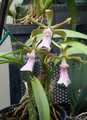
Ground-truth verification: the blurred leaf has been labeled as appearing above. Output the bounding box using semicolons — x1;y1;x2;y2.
5;0;13;24
76;83;87;101
0;60;23;68
59;40;87;55
67;54;87;116
66;0;77;30
30;0;34;5
67;61;76;115
0;50;22;60
0;53;18;61
54;29;87;40
36;0;41;17
31;76;50;120
20;5;28;13
66;47;83;55
15;0;24;7
43;0;54;11
74;100;87;115
8;9;14;17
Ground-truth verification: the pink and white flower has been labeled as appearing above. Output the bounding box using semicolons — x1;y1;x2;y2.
20;50;35;72
57;58;71;87
37;29;52;51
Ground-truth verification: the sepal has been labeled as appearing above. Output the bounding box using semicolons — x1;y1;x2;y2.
45;9;53;27
51;18;71;29
52;29;67;41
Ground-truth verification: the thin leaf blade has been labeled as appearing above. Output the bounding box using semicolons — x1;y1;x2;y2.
31;76;50;120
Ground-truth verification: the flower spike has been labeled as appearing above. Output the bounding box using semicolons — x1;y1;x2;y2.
20;50;35;72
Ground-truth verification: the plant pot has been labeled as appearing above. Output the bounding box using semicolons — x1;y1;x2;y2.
0;103;67;120
53;104;67;120
6;24;38;54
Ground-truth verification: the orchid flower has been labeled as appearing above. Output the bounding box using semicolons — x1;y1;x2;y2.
20;50;35;72
37;29;52;51
57;58;71;87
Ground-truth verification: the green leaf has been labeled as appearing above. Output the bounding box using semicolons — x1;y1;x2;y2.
74;100;87;116
66;0;77;30
67;61;76;115
0;50;22;59
59;40;87;55
5;0;13;24
15;0;24;7
66;47;83;55
43;0;54;11
74;84;87;115
36;0;41;17
0;60;23;68
8;9;14;17
54;29;87;40
0;53;18;61
31;76;50;120
30;0;34;5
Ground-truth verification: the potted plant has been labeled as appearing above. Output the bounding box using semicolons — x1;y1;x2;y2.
5;0;54;52
0;8;87;119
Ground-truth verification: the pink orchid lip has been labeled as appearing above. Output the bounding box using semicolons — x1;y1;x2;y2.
43;29;52;36
60;64;69;68
27;53;35;58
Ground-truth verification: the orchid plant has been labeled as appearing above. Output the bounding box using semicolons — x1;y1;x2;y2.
1;9;87;119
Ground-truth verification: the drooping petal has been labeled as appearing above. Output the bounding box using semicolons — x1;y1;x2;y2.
57;58;71;87
20;58;35;72
37;29;52;51
57;67;71;87
20;50;35;72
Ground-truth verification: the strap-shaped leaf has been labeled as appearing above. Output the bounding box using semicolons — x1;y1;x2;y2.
36;0;41;17
66;0;77;31
31;76;50;120
0;50;22;61
54;29;87;40
74;85;87;115
43;0;54;11
59;40;87;55
0;60;23;68
15;0;23;7
74;100;87;116
0;53;18;61
52;29;67;41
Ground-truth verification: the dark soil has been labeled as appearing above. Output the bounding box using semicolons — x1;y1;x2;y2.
0;103;61;120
